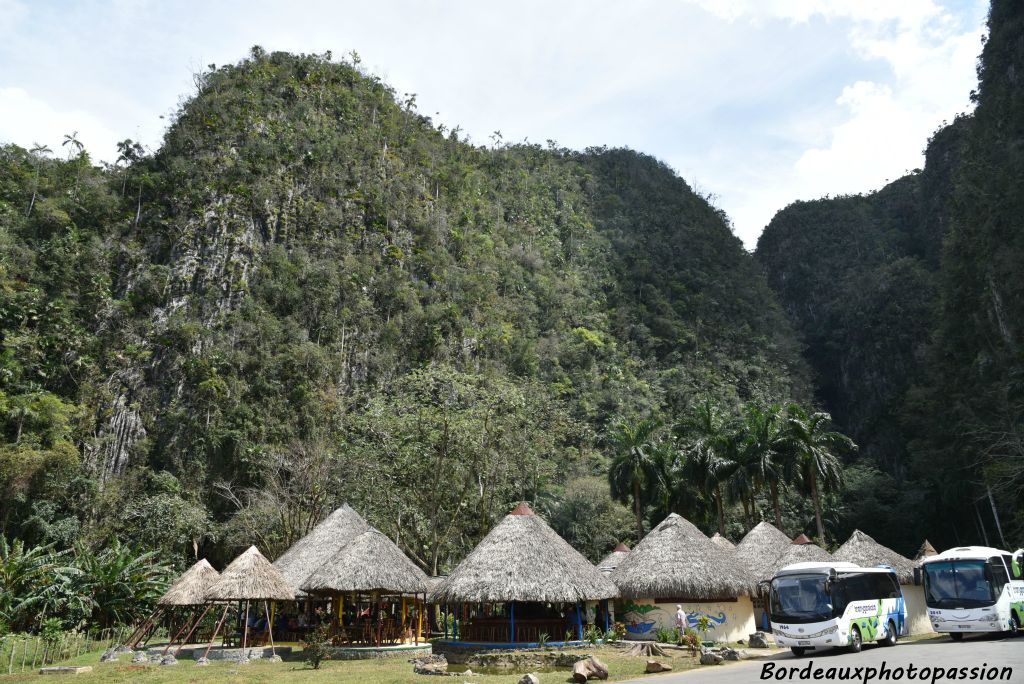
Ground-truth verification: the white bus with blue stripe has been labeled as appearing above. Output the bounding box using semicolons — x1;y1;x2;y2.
769;562;907;657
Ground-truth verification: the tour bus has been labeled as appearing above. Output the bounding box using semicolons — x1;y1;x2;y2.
769;562;906;656
917;546;1024;640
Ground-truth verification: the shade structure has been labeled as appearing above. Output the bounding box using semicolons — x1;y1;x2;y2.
791;533;812;545
734;521;792;583
273;504;371;594
302;529;428;595
710;533;736;550
771;541;832;577
832;530;916;584
431;502;618;603
610;514;755;600
914;539;938;561
159;559;220;606
598;542;630;574
205;546;296;601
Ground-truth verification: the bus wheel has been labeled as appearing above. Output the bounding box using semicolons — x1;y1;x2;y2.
950;632;964;641
1010;614;1020;635
848;627;862;653
790;647;806;657
879;620;897;647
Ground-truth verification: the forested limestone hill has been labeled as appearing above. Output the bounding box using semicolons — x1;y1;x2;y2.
0;49;808;572
757;0;1024;552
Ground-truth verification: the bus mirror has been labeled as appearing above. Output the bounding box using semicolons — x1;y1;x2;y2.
913;567;922;586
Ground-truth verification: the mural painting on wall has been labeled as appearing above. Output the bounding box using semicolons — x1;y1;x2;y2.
621;601;731;638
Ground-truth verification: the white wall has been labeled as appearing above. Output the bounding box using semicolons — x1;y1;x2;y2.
902;584;933;635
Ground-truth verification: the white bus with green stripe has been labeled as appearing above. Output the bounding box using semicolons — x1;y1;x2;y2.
769;562;906;657
917;546;1024;640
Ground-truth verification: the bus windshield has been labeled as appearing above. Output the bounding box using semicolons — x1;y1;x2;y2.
770;574;833;624
923;560;995;608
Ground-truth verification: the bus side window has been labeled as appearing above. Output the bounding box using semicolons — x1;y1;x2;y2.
879;573;900;598
990;557;1009;594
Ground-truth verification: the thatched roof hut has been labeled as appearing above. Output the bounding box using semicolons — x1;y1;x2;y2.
791;533;812;545
159;559;220;606
611;514;755;600
302;529;428;595
710;533;736;550
914;540;938;561
598;543;630;574
734;521;791;583
772;542;832;576
205;546;296;602
273;504;371;593
431;503;618;603
833;530;916;584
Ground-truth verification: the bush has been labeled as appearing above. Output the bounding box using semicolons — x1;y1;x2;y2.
301;623;332;670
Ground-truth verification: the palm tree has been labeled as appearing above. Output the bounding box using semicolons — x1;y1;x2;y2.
782;404;856;543
62;131;85;200
741;404;790;530
608;419;662;540
677;401;736;535
26;142;52;217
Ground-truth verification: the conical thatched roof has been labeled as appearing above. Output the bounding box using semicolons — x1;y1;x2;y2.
302;529;428;595
159;559;220;606
791;533;812;545
431;503;618;603
273;504;371;593
914;539;938;561
734;521;792;583
833;530;916;584
772;542;832;576
205;546;296;601
610;514;755;600
598;543;630;574
710;533;736;550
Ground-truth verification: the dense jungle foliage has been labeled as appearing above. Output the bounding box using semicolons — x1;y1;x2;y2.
757;0;1024;554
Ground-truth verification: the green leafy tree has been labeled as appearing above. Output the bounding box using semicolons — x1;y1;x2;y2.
608;419;662;540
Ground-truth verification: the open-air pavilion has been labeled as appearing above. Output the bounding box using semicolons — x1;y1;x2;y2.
300;528;430;648
598;543;630;575
123;558;220;652
273;504;371;595
610;514;756;643
431;502;618;647
201;546;296;660
834;529;930;634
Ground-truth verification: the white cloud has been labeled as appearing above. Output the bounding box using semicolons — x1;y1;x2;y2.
0;87;125;162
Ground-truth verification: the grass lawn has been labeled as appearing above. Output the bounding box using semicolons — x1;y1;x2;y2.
1;643;745;683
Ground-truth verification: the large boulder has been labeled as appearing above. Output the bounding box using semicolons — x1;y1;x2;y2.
159;655;178;666
517;675;540;684
130;652;148;663
572;656;609;682
700;647;724;666
748;632;770;648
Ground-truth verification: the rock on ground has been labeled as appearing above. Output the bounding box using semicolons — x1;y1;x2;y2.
517;675;540;684
195;657;210;667
160;655;178;666
645;660;673;673
748;632;770;648
572;655;609;682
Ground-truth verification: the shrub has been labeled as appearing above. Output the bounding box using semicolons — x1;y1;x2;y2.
302;623;332;670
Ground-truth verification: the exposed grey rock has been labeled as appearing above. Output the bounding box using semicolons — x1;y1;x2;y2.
719;647;739;661
748;631;770;648
99;649;119;663
131;652;148;663
645;660;672;673
160;655;178;666
517;675;540;684
700;651;724;666
266;654;282;663
195;657;210;666
114;644;134;654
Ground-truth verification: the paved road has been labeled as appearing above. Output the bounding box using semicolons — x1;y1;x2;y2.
633;633;1024;684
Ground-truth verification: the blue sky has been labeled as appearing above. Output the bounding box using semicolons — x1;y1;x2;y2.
0;0;989;248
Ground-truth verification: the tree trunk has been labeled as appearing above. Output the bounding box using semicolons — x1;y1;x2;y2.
634;479;644;540
770;480;782;530
715;484;725;535
810;472;825;543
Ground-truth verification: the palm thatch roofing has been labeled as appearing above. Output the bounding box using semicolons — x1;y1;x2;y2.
833;530;916;584
734;521;792;583
914;539;938;561
610;514;755;600
431;503;618;603
159;559;220;606
301;529;428;595
273;504;371;594
598;542;631;574
772;542;832;576
205;546;296;602
791;533;812;545
710;533;736;550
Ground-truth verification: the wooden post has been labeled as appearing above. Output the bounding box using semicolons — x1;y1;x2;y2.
416;596;423;645
173;604;212;657
509;601;515;643
576;602;582;641
263;601;277;658
242;600;251;654
202;605;231;660
163;607;194;655
603;600;610;632
401;596;407;642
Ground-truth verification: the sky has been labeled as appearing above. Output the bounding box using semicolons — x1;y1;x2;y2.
0;0;989;248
